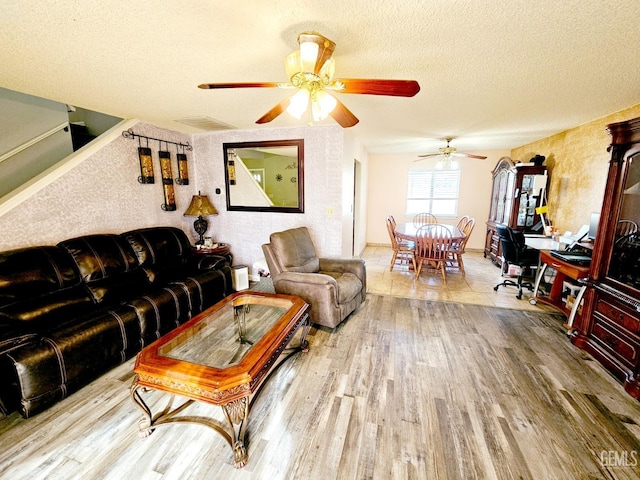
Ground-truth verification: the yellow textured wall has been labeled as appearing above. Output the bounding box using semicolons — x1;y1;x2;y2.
511;104;640;235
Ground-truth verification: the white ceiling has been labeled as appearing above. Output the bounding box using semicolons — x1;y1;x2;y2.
2;1;640;154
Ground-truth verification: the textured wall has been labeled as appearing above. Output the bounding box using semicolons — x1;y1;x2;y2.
192;125;345;268
0;121;346;276
511;103;640;235
0;122;196;250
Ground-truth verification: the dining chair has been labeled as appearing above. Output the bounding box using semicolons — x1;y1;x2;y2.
386;216;416;271
616;219;638;237
414;224;453;283
456;215;470;230
413;212;438;227
387;214;397;230
449;217;475;273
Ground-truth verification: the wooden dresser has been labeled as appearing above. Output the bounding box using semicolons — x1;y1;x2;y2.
572;116;640;399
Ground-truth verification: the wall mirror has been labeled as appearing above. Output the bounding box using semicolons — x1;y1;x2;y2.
223;139;304;213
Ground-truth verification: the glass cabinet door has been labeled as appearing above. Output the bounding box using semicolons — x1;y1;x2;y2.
502;171;515;225
607;152;640;289
494;171;508;223
516;174;540;227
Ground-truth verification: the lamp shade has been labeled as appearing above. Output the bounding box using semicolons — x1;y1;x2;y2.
183;193;218;217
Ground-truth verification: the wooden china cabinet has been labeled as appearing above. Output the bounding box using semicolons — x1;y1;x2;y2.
484;157;548;264
572;116;640;399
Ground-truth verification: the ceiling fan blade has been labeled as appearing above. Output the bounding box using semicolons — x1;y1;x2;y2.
417;153;441;158
337;79;420;97
330;99;359;128
256;97;291;124
198;82;281;89
451;152;487;159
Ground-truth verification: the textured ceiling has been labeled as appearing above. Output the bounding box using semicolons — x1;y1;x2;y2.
1;1;640;154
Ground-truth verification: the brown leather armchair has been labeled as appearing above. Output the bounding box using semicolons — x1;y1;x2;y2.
262;227;366;329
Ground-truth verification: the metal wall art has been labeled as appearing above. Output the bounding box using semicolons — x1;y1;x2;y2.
176;145;189;185
123;129;192;211
159;148;176;211
137;142;155;184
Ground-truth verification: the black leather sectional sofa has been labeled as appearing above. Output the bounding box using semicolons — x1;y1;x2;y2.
0;226;232;418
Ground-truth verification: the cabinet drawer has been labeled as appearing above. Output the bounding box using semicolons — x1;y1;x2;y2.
544;259;588;279
592;315;640;366
595;297;640;333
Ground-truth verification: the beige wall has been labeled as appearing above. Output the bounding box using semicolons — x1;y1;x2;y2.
366;149;510;251
343;130;370;257
511;103;640;235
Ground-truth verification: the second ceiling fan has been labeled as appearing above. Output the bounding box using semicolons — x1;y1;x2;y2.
198;32;420;128
417;138;487;160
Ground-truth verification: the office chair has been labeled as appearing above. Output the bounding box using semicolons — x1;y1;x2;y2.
493;225;539;299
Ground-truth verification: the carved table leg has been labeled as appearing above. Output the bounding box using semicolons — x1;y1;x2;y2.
221;397;250;468
130;375;155;437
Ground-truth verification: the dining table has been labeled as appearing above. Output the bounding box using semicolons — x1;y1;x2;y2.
394;222;466;243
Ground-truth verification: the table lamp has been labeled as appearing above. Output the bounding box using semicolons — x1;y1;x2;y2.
183;192;218;245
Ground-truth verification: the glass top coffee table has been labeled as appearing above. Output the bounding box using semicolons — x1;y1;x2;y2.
130;291;310;468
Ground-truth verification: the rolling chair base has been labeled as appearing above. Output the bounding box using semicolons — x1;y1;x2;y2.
493;275;534;300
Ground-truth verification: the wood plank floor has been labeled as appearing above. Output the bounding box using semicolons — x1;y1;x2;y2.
1;295;640;479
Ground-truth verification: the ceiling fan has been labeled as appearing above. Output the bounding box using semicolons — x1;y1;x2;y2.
417;138;487;160
198;32;420;128
415;138;487;170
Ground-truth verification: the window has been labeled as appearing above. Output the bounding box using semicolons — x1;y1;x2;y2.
407;169;460;216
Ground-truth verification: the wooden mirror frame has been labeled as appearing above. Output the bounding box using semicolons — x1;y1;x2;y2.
222;139;304;213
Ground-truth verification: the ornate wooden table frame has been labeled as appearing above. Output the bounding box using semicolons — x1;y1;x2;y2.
130;292;310;468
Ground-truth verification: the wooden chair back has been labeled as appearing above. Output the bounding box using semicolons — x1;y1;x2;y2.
415;224;453;262
616;220;638;237
456;215;470;230
459;217;475;251
413;212;438;227
386;216;400;249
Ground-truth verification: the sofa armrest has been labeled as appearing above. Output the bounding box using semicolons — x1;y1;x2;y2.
191;254;229;271
319;258;366;280
272;271;339;304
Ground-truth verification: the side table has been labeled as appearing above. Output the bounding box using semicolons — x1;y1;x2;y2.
195;243;233;264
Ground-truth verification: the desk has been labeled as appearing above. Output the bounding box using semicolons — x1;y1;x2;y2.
524;235;563;251
532;250;590;331
395;223;466;243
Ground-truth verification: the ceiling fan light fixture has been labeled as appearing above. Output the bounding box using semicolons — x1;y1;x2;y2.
285;51;301;79
286;88;310;119
311;90;337;121
299;40;320;72
435;158;459;171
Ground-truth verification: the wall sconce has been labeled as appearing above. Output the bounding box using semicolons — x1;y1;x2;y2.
184;192;218;244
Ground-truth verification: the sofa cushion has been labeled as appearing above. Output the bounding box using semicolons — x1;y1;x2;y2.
3;305;142;417
269;227;320;273
0;246;82;305
58;234;150;304
126;285;192;346
0;285;94;324
321;271;362;304
123;227;193;284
